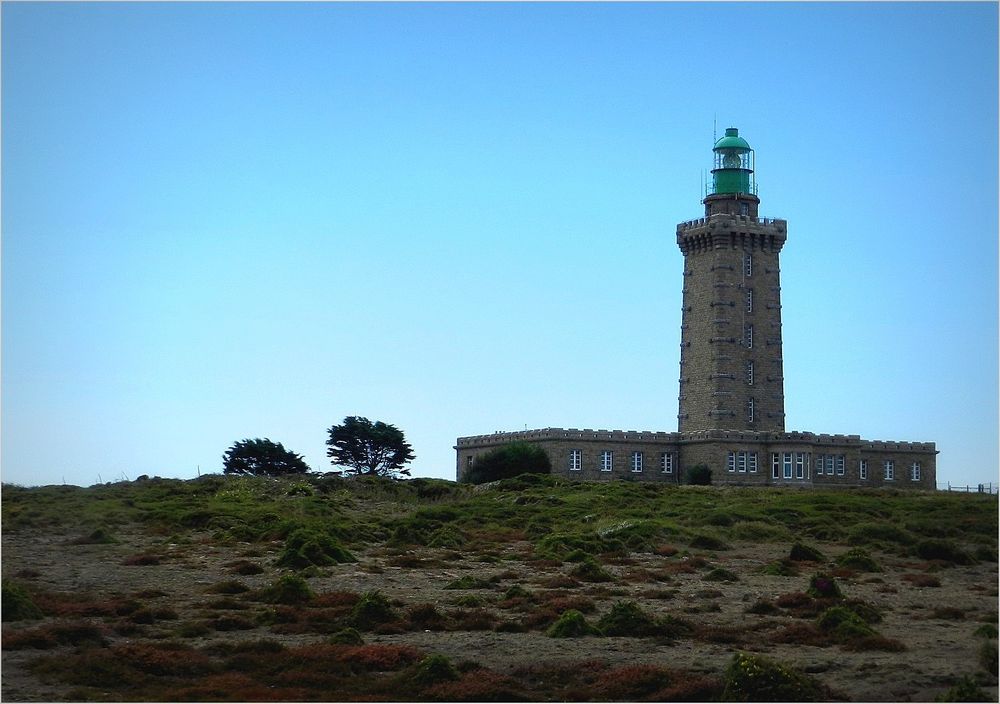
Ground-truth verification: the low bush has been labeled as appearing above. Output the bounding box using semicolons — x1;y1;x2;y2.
350;590;398;629
546;610;599;638
806;573;842;599
689;534;729;551
789;543;825;562
980;641;998;676
762;559;799;576
836;548;881;571
848;522;915;548
2;581;42;621
817;606;875;641
973;624;999;639
935;675;992;702
597;600;691;639
408;654;461;688
723;652;827;701
276;529;355;569
328;627;365;645
256;574;314;605
915;539;975;566
592;664;673;700
685;465;712;485
704;567;739;582
570;556;614;583
407;603;447;631
464;443;551;485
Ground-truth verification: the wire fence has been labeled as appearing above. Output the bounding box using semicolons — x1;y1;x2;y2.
937;482;998;495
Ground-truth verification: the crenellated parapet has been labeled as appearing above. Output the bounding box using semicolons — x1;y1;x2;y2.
456;427;683;448
676;214;787;256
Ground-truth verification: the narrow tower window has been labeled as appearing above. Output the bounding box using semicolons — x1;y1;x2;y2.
747;397;755;423
745;324;753;349
744;252;752;277
746;289;753;313
746;360;754;385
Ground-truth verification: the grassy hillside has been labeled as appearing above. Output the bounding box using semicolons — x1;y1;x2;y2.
2;474;997;701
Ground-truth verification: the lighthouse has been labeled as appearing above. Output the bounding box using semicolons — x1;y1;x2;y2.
676;128;787;433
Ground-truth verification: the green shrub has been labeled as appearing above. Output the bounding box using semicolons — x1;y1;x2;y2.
409;654;461;687
689;534;729;551
1;581;42;621
685;465;712;485
935;675;992;702
915;539;975;565
704;567;739;582
546;609;599;638
257;574;314;605
350;590;398;629
596;600;690;638
817;606;875;641
980;641;998;676
836;548;881;572
427;525;465;549
789;543;825;562
275;528;355;569
502;585;532;601
848;522;915;548
762;559;799;576
464;443;551;485
806;574;842;599
723;652;826;702
973;624;999;639
328;627;365;645
570;556;614;583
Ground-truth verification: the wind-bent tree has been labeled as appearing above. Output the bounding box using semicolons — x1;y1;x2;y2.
326;416;415;478
223;438;310;476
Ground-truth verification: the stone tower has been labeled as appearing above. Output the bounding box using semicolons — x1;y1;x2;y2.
676;128;788;433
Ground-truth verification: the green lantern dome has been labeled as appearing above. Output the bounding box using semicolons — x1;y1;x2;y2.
710;127;756;196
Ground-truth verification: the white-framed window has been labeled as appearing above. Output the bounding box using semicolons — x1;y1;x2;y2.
748;452;758;473
825;456;835;475
727;451;736;473
631;451;643;473
771;453;780;479
745;323;753;349
836;455;845;476
815;454;824;475
569;449;582;471
783;452;793;479
740;202;750;216
795;453;805;479
746;288;754;313
859;459;868;480
661;453;674;474
746;360;754;385
747;397;755;423
884;459;894;481
737;451;747;473
910;462;921;481
600;451;613;472
744;252;753;277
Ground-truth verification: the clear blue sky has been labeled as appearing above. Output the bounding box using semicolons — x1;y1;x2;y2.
3;2;997;488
